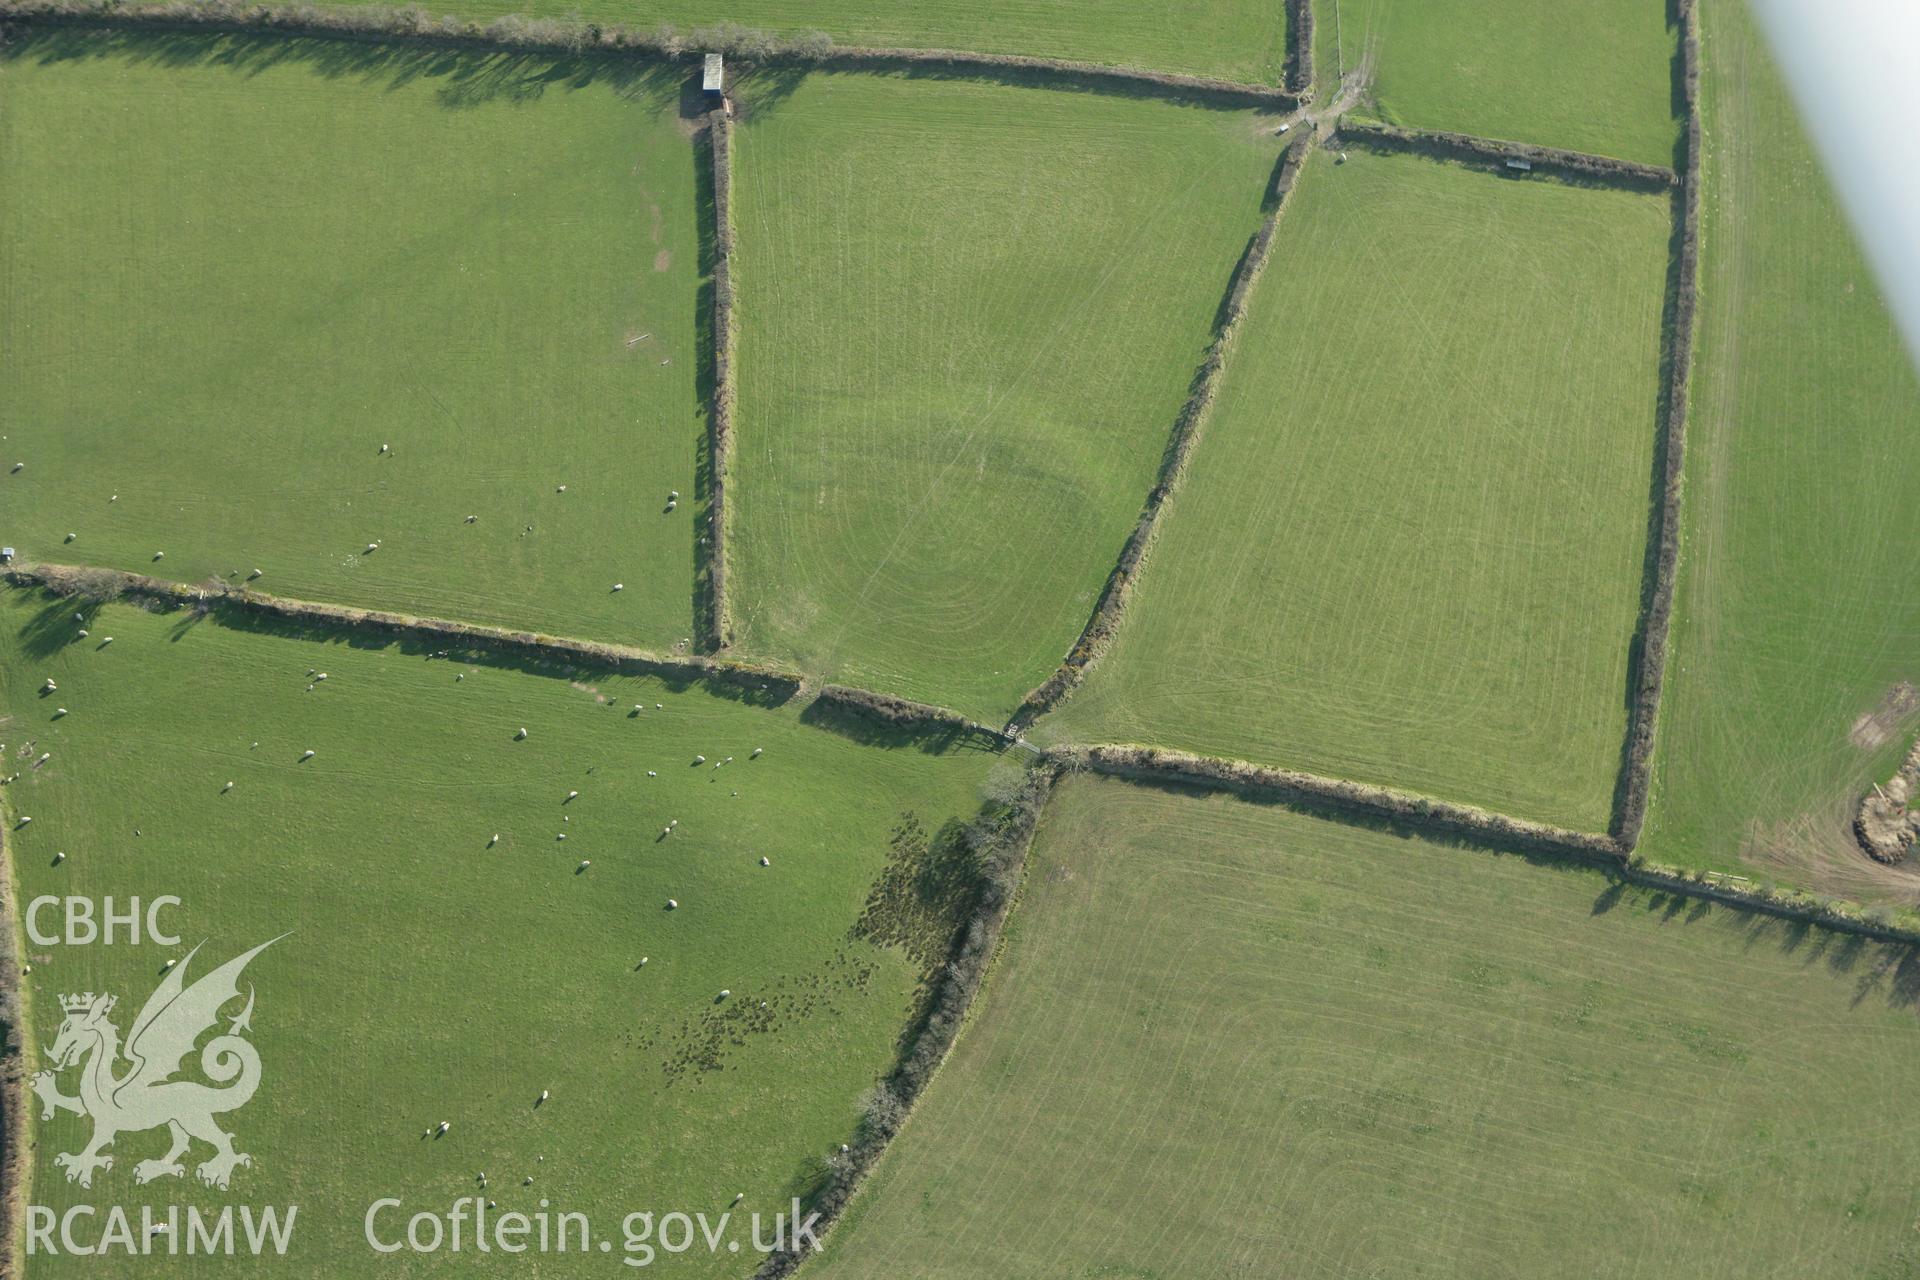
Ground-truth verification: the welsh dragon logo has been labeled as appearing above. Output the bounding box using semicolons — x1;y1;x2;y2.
30;937;282;1191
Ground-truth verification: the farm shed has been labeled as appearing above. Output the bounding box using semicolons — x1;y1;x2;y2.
703;54;725;97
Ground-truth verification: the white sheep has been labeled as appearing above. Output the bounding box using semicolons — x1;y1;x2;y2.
301;749;315;760
717;989;730;999
515;728;528;740
365;543;379;554
577;859;591;871
248;569;262;579
65;533;75;543
539;1089;549;1102
666;898;678;910
613;583;624;592
751;748;763;758
566;790;578;800
759;857;770;867
639;956;649;966
42;679;56;692
693;755;705;764
52;851;66;865
647;770;657;778
54;707;67;717
380;443;390;454
437;1121;450;1135
465;515;477;524
152;551;164;560
315;672;328;682
100;637;113;646
222;781;234;793
489;833;500;847
556;484;567;493
76;629;87;638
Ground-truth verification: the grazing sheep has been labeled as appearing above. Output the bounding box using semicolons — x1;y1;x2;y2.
638;956;649;966
566;790;578;801
556;833;567;841
647;770;657;778
42;678;56;692
315;672;328;682
523;1176;533;1186
655;703;663;710
100;637;113;646
539;1090;549;1102
437;1121;450;1135
732;1193;744;1204
301;749;315;760
750;748;763;758
222;781;234;793
669;491;679;500
9;462;20;473
489;834;499;847
152;551;164;560
54;708;67;717
576;859;590;871
717;989;730;1000
464;515;476;524
163;959;177;971
52;851;65;865
365;543;379;554
693;755;705;765
665;500;677;512
248;568;262;579
76;629;87;638
515;728;528;740
665;898;678;910
759;857;770;867
65;533;75;543
613;583;624;592
556;484;567;493
380;443;390;454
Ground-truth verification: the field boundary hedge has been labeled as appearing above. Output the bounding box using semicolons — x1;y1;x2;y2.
703;98;738;652
1612;0;1703;847
0;1;1297;107
1064;743;1624;863
1285;0;1313;96
754;765;1059;1277
3;563;801;698
811;685;1014;748
1006;136;1315;735
1334;117;1678;192
0;830;24;1279
1065;745;1920;942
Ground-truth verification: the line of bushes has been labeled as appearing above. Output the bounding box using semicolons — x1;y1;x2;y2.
1066;743;1625;864
1334;117;1678;192
1006;137;1314;735
0;830;25;1269
704;102;738;653
0;0;1296;106
5;562;802;699
812;684;1011;746
754;765;1057;1278
1613;0;1703;847
1285;0;1313;96
1624;855;1920;947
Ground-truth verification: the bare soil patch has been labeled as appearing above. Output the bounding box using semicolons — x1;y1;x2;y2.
1849;681;1918;749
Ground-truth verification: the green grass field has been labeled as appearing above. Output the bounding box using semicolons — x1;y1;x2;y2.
1639;0;1920;901
0;33;706;654
1045;149;1671;832
326;0;1288;86
811;774;1920;1279
728;73;1282;724
0;585;1003;1275
1318;0;1679;166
